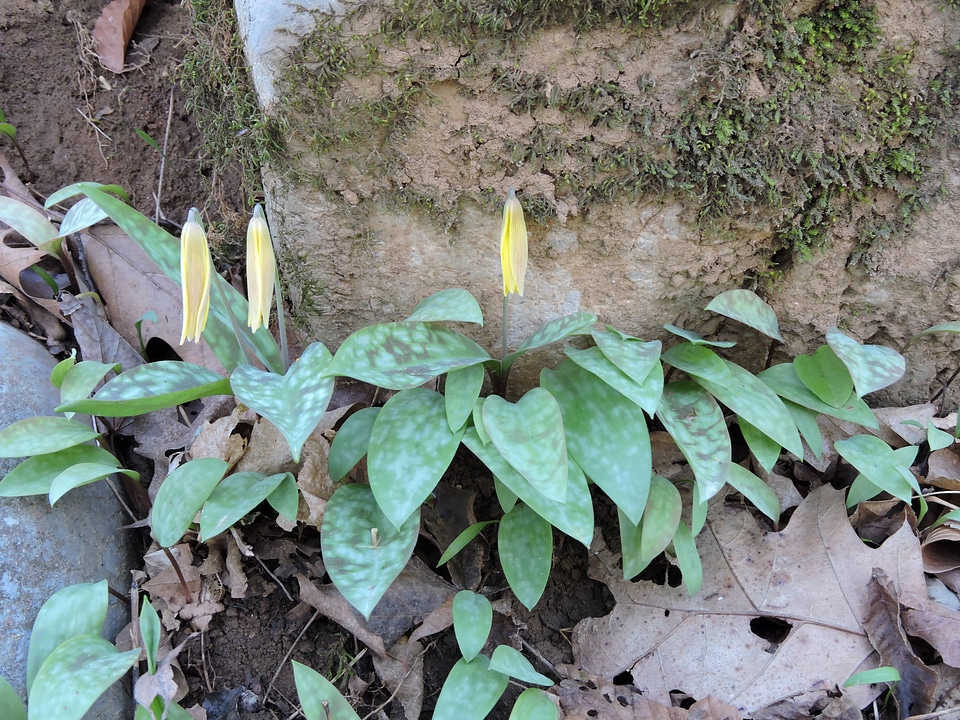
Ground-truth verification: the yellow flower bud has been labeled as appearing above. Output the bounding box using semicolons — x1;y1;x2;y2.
500;188;528;296
246;204;277;333
179;208;212;344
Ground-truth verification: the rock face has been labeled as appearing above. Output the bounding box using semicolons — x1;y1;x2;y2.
237;0;960;401
0;324;136;719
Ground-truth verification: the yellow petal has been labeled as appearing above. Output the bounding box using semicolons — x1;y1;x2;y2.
246;204;277;332
179;208;212;344
500;188;528;296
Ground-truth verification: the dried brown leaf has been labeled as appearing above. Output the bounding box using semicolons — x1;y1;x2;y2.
295;574;387;657
92;0;147;73
902;601;960;668
926;447;960;492
921;525;960;574
372;639;425;720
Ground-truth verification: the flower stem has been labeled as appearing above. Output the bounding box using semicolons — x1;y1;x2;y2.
270;232;290;372
213;278;259;367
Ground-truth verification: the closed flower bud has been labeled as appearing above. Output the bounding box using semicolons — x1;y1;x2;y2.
179;208;212;344
246;204;277;333
500;188;528;296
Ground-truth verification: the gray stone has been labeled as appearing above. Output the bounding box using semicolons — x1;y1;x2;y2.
0;323;136;719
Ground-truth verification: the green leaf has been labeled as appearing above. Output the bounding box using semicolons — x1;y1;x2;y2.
292;661;361;720
0;196;58;246
656;382;730;501
438;520;497;566
671;521;702;595
565;346;663;415
621;476;681;577
45;182;130;207
463;429;594;546
932;507;960;529
489;645;552;685
541;360;651;524
826;328;905;397
50;353;76;388
662;343;730;384
433;656;509;720
843;667;901;688
445;363;486;432
321;484;420;619
453;591;493;661
267;472;300;523
405;288;484;324
503;312;597;374
499;503;552;610
57;198;109;237
509;688;558;720
231;343;335;462
58;362;230;417
369;388;463;528
26;581;108;692
757;363;879;428
0;122;16;141
592;331;661;386
739;419;782;472
494;477;518;514
0;417;99;458
482;389;568;501
793;345;854;408
29;635;140;720
200;471;288;541
705;289;783;341
663;324;736;347
50;462;139;504
835;435;918;504
926;421;955;452
140;598;161;675
727;464;780;522
0;676;25;720
136;128;163;153
0;445;120;497
784;400;823;459
151;458;229;547
59;360;121;414
472;397;491;444
328;408;380;482
908;321;960;347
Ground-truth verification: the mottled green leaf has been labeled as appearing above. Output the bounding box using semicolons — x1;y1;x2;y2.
438;520;497;566
472;397;492;444
728;463;780;522
662;343;730;384
200;471;287;541
0;445;119;497
453;591;492;662
739;419;782;472
231;343;335;462
58;362;230;417
503;312;597;374
45;182;129;207
593;330;661;386
499;503;552;610
826;328;905;397
152;458;229;547
784;400;823;459
0;195;58;246
705;289;783;341
656;382;730;501
433;656;509;720
58;198;109;237
663;324;736;348
0;417;99;458
565;346;663;415
369;388;463;528
26;581;108;692
327;322;490;390
509;689;558;720
406;288;483;324
59;360;121;416
50;462;139;504
328;407;380;482
619;475;681;578
541;360;651;524
267;472;300;524
493;477;518;514
793;345;853;408
757;364;879;428
50;353;77;388
671;521;702;595
482;389;567;500
292;661;360;720
835;435;918;504
0;676;25;720
321;484;420;619
140;598;161;674
489;646;552;686
445;363;485;432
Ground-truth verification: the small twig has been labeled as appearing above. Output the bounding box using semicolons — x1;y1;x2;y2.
103;476;139;524
200;630;213;693
519;637;557;680
930;365;960;405
162;546;192;604
264;609;321;705
253;553;294;602
154;87;175;224
905;707;960;720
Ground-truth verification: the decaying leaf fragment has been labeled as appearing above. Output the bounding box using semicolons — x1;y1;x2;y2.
92;0;147;73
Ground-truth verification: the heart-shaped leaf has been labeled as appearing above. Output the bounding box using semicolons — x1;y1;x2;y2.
541;360;651;524
509;688;558;720
328;407;380;482
292;661;360;720
151;458;229;547
0;677;25;720
705;289;783;341
200;471;288;541
565;346;663;415
58;361;230;417
453;590;493;661
757;363;878;428
433;656;509;720
321;484;420;619
727;463;780;522
0;417;99;458
50;462;139;504
445;363;486;432
503;312;597;374
368;388;463;529
663;324;736;348
405;288;483;324
231;343;335;462
826;327;906;397
0;445;119;497
662;343;730;384
793;345;853;407
592;330;661;386
489;646;552;686
482;389;567;501
499;502;552;610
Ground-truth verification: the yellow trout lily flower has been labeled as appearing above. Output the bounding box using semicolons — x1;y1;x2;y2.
500;187;527;296
246;204;277;332
179;208;212;344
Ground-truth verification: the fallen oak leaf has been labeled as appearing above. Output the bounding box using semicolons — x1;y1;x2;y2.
92;0;147;73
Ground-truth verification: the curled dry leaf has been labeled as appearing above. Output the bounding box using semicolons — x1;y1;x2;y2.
927;447;960;491
92;0;147;73
922;524;960;574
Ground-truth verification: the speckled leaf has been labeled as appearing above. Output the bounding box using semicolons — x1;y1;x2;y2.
59;360;121;415
445;363;485;432
433;656;509;720
0;417;99;458
327;322;490;390
267;472;300;524
58;198;108;236
739;419;782;472
671;521;702;595
0;445;119;497
232;343;335;462
835;435;919;504
784;400;824;459
656;382;730;501
26;580;108;692
620;475;681;577
663;324;736;348
463;429;593;546
328;407;380;482
728;464;780;522
152;458;229;548
489;646;552;686
405;288;483;324
482;389;567;501
499;502;552;610
0;677;25;720
593;330;661;386
453;590;493;662
29;635;140;720
200;471;288;541
503;312;597;374
50;462;139;504
472;397;492;444
509;688;558;720
826;327;906;397
706;289;783;341
0;195;58;246
793;345;853;408
58;361;230;417
662;343;730;384
45;182;130;207
368;388;463;529
757;363;879;428
292;661;360;720
321;484;420;619
541;360;650;525
692;360;803;458
565;346;663;415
